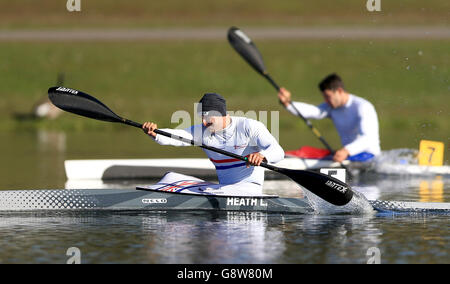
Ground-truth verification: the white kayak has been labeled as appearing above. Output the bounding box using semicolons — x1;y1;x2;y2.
1;172;449;214
64;154;450;181
64;157;354;180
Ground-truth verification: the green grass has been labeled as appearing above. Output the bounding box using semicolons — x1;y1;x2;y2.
0;0;448;29
0;39;448;160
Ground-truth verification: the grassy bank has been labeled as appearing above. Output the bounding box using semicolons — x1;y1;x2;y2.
0;39;448;159
0;0;448;29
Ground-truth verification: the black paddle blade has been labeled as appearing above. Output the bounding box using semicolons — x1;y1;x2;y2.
48;86;122;123
280;168;353;206
227;26;266;75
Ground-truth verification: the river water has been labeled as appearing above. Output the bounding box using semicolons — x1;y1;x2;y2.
0;131;448;264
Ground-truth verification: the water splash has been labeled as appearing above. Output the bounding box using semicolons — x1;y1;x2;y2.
303;188;375;215
376;148;418;165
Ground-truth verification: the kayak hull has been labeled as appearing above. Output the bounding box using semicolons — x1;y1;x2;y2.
1;188;449;214
0;188;313;214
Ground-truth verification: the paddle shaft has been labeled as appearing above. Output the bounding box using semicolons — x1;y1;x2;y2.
122;118;278;170
228;27;342;160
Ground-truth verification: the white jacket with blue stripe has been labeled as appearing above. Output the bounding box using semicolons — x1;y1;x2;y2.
153;116;285;186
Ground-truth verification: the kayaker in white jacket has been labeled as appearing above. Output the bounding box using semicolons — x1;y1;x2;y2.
142;93;285;195
277;73;381;162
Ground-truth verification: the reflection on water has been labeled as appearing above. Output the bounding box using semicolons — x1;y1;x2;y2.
419;177;444;202
37;130;66;153
0;131;449;263
0;130;67;190
353;173;449;202
0;210;448;264
139;211;286;263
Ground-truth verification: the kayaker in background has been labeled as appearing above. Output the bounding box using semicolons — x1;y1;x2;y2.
142;93;285;195
277;73;381;163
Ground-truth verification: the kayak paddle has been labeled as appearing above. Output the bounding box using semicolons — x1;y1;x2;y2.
227;26;353;178
48;86;354;206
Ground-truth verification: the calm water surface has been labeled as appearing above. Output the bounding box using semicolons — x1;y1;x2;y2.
0;131;448;264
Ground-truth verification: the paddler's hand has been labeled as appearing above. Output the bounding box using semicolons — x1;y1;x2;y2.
246;152;266;168
142;122;158;138
333;148;349;163
277;87;292;107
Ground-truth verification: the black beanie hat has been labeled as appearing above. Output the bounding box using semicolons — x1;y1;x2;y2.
197;93;227;116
